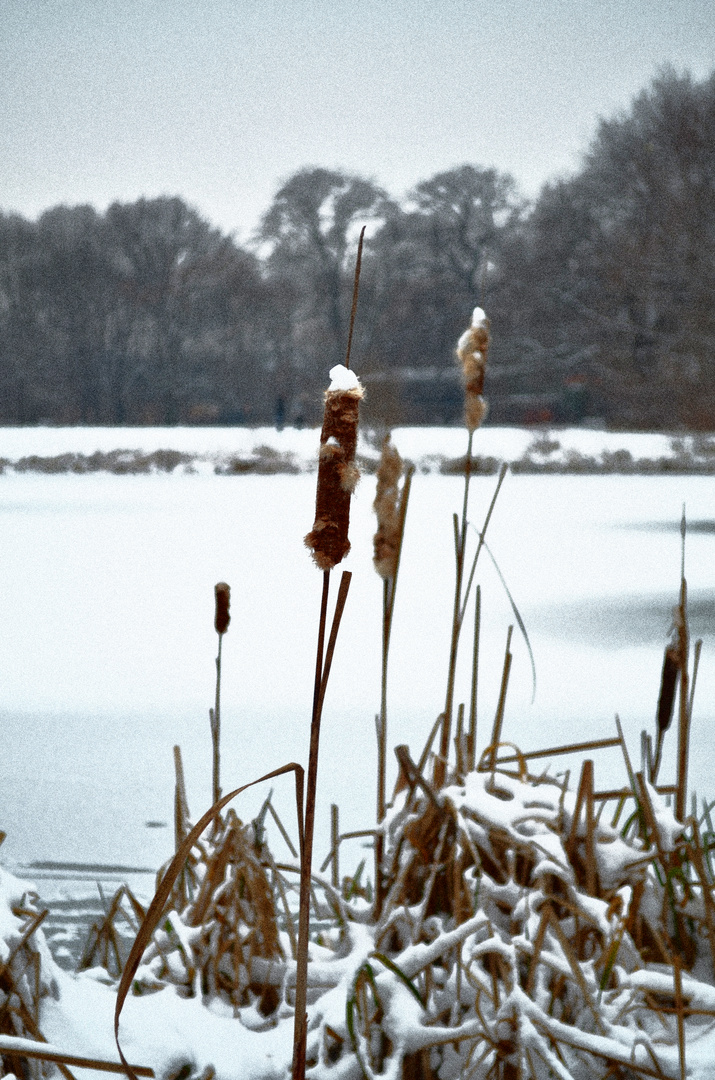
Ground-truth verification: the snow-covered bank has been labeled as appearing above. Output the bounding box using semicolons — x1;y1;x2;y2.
0;425;714;474
7;764;715;1079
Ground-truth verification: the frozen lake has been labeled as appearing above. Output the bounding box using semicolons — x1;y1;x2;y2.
0;431;713;891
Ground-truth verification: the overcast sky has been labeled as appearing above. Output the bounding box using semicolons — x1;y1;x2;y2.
2;0;714;242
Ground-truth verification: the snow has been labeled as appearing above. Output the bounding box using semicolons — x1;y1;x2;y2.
327;366;362;393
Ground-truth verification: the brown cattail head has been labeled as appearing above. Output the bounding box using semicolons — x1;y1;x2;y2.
656;644;680;734
305;365;364;571
373;435;403;580
456;307;490;433
214;581;231;635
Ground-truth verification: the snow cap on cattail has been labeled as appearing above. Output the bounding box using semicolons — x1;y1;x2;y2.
214;581;231;635
373;435;403;580
305;364;364;571
456;306;489;433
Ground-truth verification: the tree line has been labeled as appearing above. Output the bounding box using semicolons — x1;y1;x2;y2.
1;68;713;430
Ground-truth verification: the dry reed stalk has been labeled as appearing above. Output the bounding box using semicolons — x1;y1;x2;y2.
486;625;513;770
566;759;597;896
330;803;339;889
684;833;715;979
0;1038;154;1077
173;744;190;851
210;581;231;808
673;954;687;1080
434;308;491;790
467;584;481;772
495;735;621;766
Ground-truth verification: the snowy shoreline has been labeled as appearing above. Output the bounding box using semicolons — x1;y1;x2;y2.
0;425;714;475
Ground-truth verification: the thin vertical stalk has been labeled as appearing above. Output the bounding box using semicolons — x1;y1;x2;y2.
488;625;513;769
467;585;481;772
673;954;687;1080
344;227;365;371
293;570;351;1080
211;633;223;807
435;432;473;788
331;803;340;891
378;575;390;824
292;570;330;1080
676;509;690;823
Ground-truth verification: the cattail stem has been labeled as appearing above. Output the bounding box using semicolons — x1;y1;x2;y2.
676;508;690;822
436;426;473;789
436;461;505;789
292;570;351;1080
211;633;223;808
675;577;690;822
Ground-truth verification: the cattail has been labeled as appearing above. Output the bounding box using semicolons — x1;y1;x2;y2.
657;644;680;734
456;306;490;432
373;435;403;580
214;582;231;635
305;364;363;570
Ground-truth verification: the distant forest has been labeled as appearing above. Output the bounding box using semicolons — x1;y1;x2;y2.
1;69;714;430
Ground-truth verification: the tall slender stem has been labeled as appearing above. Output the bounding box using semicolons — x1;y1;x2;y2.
293;570;351;1080
676;507;690;822
212;633;223;807
292;570;329;1080
435;432;473;788
467;584;481;772
378;576;390;823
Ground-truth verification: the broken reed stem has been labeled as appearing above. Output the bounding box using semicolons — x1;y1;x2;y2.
173;745;189;854
293;570;352;1080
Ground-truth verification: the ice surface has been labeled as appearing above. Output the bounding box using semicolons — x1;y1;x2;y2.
0;428;711;881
